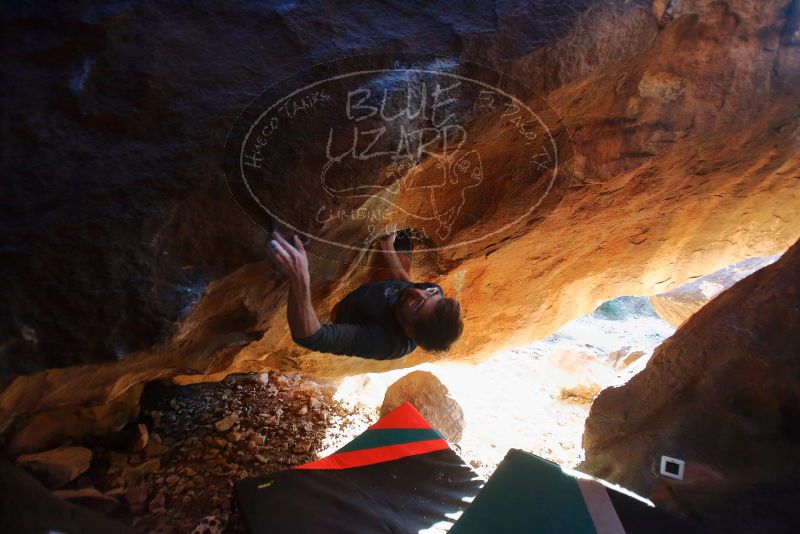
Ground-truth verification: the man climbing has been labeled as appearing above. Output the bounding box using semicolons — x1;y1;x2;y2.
267;230;463;360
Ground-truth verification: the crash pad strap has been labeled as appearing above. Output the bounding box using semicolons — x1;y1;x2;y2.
577;478;625;534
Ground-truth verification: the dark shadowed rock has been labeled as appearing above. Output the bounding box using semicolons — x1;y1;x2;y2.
130;423;148;452
15;446;93;489
52;487;120;515
0;0;602;379
0;461;136;533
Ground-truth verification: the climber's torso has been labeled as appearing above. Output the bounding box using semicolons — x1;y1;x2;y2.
292;280;444;360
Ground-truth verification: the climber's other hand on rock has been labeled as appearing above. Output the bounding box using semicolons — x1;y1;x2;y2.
268;232;310;290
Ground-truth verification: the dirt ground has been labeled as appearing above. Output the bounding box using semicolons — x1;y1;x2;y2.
78;371;375;533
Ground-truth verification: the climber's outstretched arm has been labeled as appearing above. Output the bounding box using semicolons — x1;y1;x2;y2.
377;231;412;282
267;232;321;339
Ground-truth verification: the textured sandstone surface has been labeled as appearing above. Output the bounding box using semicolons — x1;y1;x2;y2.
0;0;602;377
581;237;800;530
1;0;799;456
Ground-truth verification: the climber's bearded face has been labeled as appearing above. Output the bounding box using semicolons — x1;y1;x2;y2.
396;287;442;329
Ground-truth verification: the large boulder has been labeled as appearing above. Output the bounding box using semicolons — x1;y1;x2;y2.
581;237;800;531
15;446;93;490
380;371;464;443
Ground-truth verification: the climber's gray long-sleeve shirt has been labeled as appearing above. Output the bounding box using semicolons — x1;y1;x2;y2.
292;280;444;360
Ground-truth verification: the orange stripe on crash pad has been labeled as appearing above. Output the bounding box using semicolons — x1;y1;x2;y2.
295;439;449;470
368;402;432;430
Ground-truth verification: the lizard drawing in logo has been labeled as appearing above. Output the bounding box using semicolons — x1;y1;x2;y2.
320;148;484;241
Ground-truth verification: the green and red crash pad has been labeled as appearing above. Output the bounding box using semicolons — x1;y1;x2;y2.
235;402;703;533
450;449;704;534
234;402;484;533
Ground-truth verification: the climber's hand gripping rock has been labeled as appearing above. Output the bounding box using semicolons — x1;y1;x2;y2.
267;232;310;291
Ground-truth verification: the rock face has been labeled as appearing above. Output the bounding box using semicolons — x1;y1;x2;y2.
581;237;800;531
381;371;465;443
649;256;779;326
0;0;604;378
1;0;800;454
